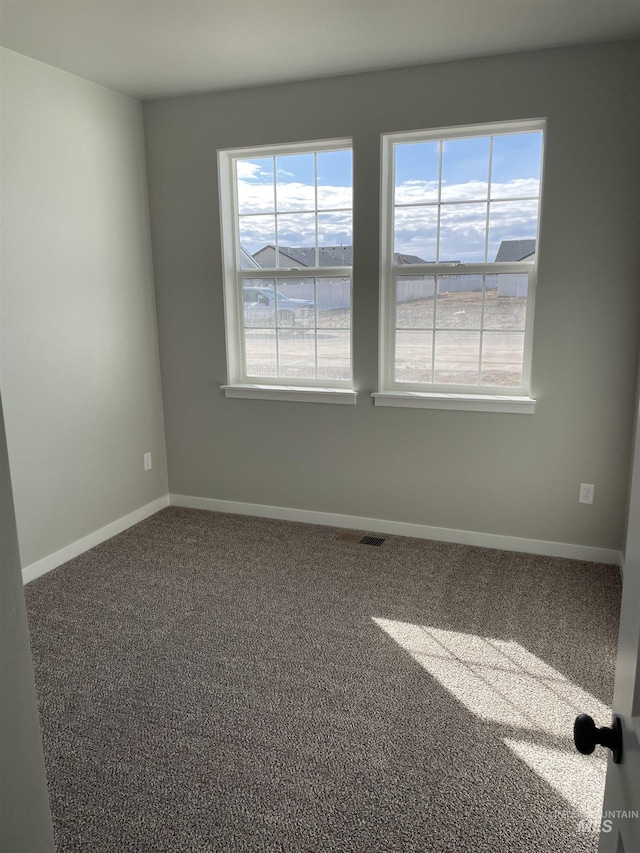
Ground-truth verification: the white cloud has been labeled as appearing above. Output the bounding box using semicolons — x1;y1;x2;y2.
393;181;539;260
237;176;352;215
236;174;537;261
236;160;267;180
395;177;539;205
236;174;353;254
238;208;352;256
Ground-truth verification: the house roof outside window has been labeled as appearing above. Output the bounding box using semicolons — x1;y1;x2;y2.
495;239;536;262
251;245;427;268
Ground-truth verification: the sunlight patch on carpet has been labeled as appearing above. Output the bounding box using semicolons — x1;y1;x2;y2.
372;617;609;822
503;739;606;823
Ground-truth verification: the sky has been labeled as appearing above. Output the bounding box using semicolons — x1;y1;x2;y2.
235;131;542;264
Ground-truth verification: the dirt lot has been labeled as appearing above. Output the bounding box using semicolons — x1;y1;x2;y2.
396;291;526;386
245;292;527;386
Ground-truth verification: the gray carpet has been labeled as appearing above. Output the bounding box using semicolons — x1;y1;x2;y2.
25;507;621;852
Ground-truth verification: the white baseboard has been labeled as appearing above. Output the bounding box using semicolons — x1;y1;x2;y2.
22;494;170;585
170;493;622;567
22;491;621;585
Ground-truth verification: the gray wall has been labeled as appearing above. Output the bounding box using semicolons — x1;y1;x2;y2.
144;41;640;552
1;49;168;568
0;394;55;852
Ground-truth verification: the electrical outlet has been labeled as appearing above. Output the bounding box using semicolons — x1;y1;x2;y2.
144;452;152;471
579;483;594;505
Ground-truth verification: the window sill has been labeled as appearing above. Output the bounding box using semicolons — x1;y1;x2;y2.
222;384;357;405
371;391;536;414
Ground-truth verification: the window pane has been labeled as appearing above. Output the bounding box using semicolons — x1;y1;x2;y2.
316;278;350;329
434;331;481;385
488;200;539;263
276;153;315;212
395;275;435;329
317;330;350;381
278;330;316;378
394;141;440;205
441;136;490;202
484;276;528;330
240;275;352;382
435;276;484;329
490;132;542;199
385;124;542;393
276;278;315;329
394;205;437;262
245;329;277;377
239;215;275;259
481;332;525;387
438;203;487;262
224;141;353;387
317;212;352;259
277;213;316;266
395;330;433;383
317;150;352;210
242;279;276;328
236;157;274;214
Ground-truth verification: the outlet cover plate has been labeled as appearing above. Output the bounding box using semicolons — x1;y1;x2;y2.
579;483;594;504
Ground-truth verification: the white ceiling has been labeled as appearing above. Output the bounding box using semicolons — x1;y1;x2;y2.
1;0;639;100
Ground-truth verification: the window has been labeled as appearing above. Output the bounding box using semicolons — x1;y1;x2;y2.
376;120;545;413
218;139;355;404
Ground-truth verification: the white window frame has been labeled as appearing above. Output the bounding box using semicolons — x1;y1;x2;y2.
218;138;356;404
375;119;546;414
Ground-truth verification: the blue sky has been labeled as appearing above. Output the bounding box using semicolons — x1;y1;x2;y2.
236;132;542;263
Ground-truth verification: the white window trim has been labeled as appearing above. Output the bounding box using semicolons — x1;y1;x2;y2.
378;118;546;413
218;138;354;402
371;391;535;414
222;384;357;404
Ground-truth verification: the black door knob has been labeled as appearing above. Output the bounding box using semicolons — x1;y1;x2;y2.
574;713;623;764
